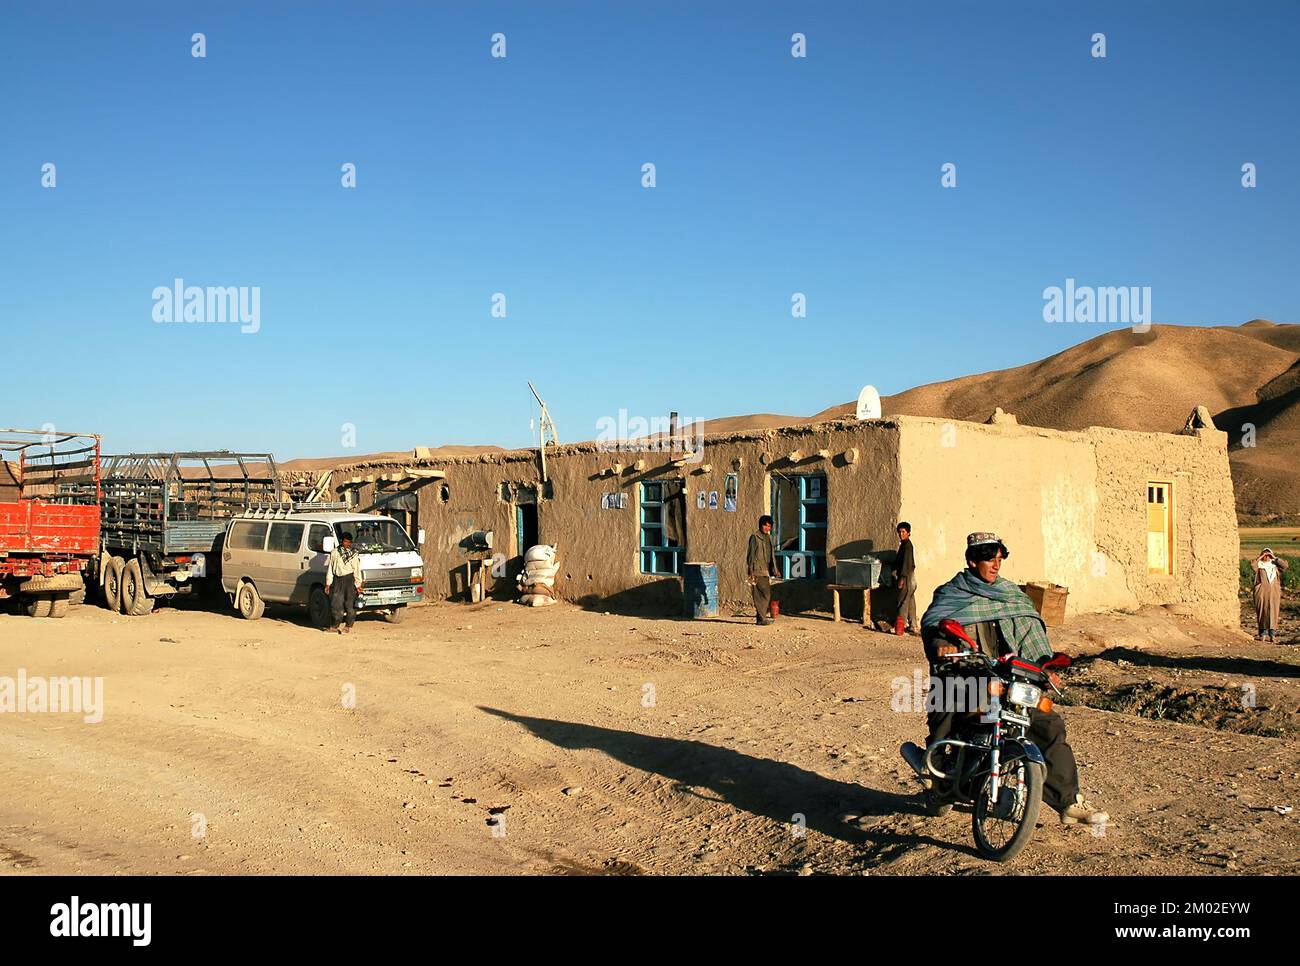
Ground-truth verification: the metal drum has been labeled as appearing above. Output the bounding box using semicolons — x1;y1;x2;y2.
682;561;718;618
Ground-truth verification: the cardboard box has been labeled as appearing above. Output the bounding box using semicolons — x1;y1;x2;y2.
1021;581;1068;627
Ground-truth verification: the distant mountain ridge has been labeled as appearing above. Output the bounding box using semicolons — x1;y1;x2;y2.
810;320;1297;520
285;320;1299;521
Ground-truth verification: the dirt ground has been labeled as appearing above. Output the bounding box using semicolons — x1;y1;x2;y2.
1;593;1297;876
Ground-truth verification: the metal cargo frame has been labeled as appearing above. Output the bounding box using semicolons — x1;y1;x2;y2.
95;452;282;555
0;428;102;571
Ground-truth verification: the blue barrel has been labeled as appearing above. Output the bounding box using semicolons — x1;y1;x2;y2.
682;562;719;618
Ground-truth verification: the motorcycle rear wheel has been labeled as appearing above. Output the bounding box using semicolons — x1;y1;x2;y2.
972;759;1043;861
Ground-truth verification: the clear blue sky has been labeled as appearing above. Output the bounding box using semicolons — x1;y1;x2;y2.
3;1;1297;458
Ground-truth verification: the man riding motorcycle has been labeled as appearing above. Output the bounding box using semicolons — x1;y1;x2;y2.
917;532;1108;827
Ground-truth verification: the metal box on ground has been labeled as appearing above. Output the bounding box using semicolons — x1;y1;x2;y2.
835;557;883;588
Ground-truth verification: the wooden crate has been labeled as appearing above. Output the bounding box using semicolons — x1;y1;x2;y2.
1021;581;1068;626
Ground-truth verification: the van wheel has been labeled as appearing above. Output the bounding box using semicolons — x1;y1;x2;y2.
49;595;70;619
383;606;407;624
104;557;126;613
25;596;53;618
237;581;265;620
309;586;331;629
122;559;155;616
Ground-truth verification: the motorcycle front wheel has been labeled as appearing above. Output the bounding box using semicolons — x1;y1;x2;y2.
972;759;1043;861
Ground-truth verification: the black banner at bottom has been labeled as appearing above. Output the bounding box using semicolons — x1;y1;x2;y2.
0;874;1282;951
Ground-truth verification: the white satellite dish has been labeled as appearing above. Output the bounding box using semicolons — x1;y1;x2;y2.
855;385;881;420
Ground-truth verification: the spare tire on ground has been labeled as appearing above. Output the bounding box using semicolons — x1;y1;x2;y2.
19;572;84;595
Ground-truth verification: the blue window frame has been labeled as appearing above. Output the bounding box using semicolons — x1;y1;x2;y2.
771;474;827;579
639;480;684;575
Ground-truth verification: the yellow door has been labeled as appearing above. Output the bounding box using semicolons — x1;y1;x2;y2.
1146;483;1172;574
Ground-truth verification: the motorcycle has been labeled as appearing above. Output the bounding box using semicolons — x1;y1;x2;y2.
899;618;1068;861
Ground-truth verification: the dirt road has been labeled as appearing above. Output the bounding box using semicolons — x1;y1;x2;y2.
1;597;1297;875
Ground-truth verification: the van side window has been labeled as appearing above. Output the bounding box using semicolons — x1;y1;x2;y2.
229;521;268;551
307;524;331;553
267;522;305;554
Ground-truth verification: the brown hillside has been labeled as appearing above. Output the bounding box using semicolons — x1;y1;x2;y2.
808;321;1300;519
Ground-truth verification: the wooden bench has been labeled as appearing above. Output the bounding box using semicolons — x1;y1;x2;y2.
829;583;871;625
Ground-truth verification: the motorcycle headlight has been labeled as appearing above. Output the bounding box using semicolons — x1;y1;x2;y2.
1008;681;1042;709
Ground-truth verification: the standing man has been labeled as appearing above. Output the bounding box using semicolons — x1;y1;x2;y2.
1251;548;1289;642
747;514;778;626
894;521;917;636
326;531;364;634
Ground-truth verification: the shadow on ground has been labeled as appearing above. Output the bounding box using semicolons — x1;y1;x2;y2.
1077;646;1300;679
479;706;974;864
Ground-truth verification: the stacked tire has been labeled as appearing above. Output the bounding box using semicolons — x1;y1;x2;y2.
517;545;559;607
18;572;83;619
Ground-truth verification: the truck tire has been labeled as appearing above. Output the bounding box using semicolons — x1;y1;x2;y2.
25;596;53;618
383;606;407;624
19;573;84;594
121;559;155;616
104;556;126;613
69;584;87;606
236;581;265;620
49;595;70;619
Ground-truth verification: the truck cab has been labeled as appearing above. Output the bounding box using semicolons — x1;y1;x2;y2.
220;504;425;626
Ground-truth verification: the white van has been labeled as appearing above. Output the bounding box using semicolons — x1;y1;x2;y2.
220;506;425;626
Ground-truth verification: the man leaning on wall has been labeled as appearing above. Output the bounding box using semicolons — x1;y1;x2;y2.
747;514;778;626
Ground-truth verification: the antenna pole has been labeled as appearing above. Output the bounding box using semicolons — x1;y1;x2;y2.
527;381;558;485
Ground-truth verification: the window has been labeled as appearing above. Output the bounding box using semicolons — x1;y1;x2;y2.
307;524;332;553
229;521;268;551
1146;481;1173;574
267;522;305;554
639;480;686;575
771;474;827;579
338;518;416;553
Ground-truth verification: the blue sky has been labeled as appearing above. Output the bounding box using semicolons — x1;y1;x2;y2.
3;1;1297;458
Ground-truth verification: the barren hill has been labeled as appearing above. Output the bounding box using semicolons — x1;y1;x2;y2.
805;320;1299;520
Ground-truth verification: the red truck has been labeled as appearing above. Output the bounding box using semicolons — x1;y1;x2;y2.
0;429;101;618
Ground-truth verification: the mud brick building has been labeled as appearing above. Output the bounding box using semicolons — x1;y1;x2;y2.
323;412;1239;626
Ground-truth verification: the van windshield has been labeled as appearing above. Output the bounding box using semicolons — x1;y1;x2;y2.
335;518;415;553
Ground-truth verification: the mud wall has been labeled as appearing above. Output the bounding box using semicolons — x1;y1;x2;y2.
1090;425;1239;626
897;417;1239;627
337;415;1236;626
336;421;903;616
